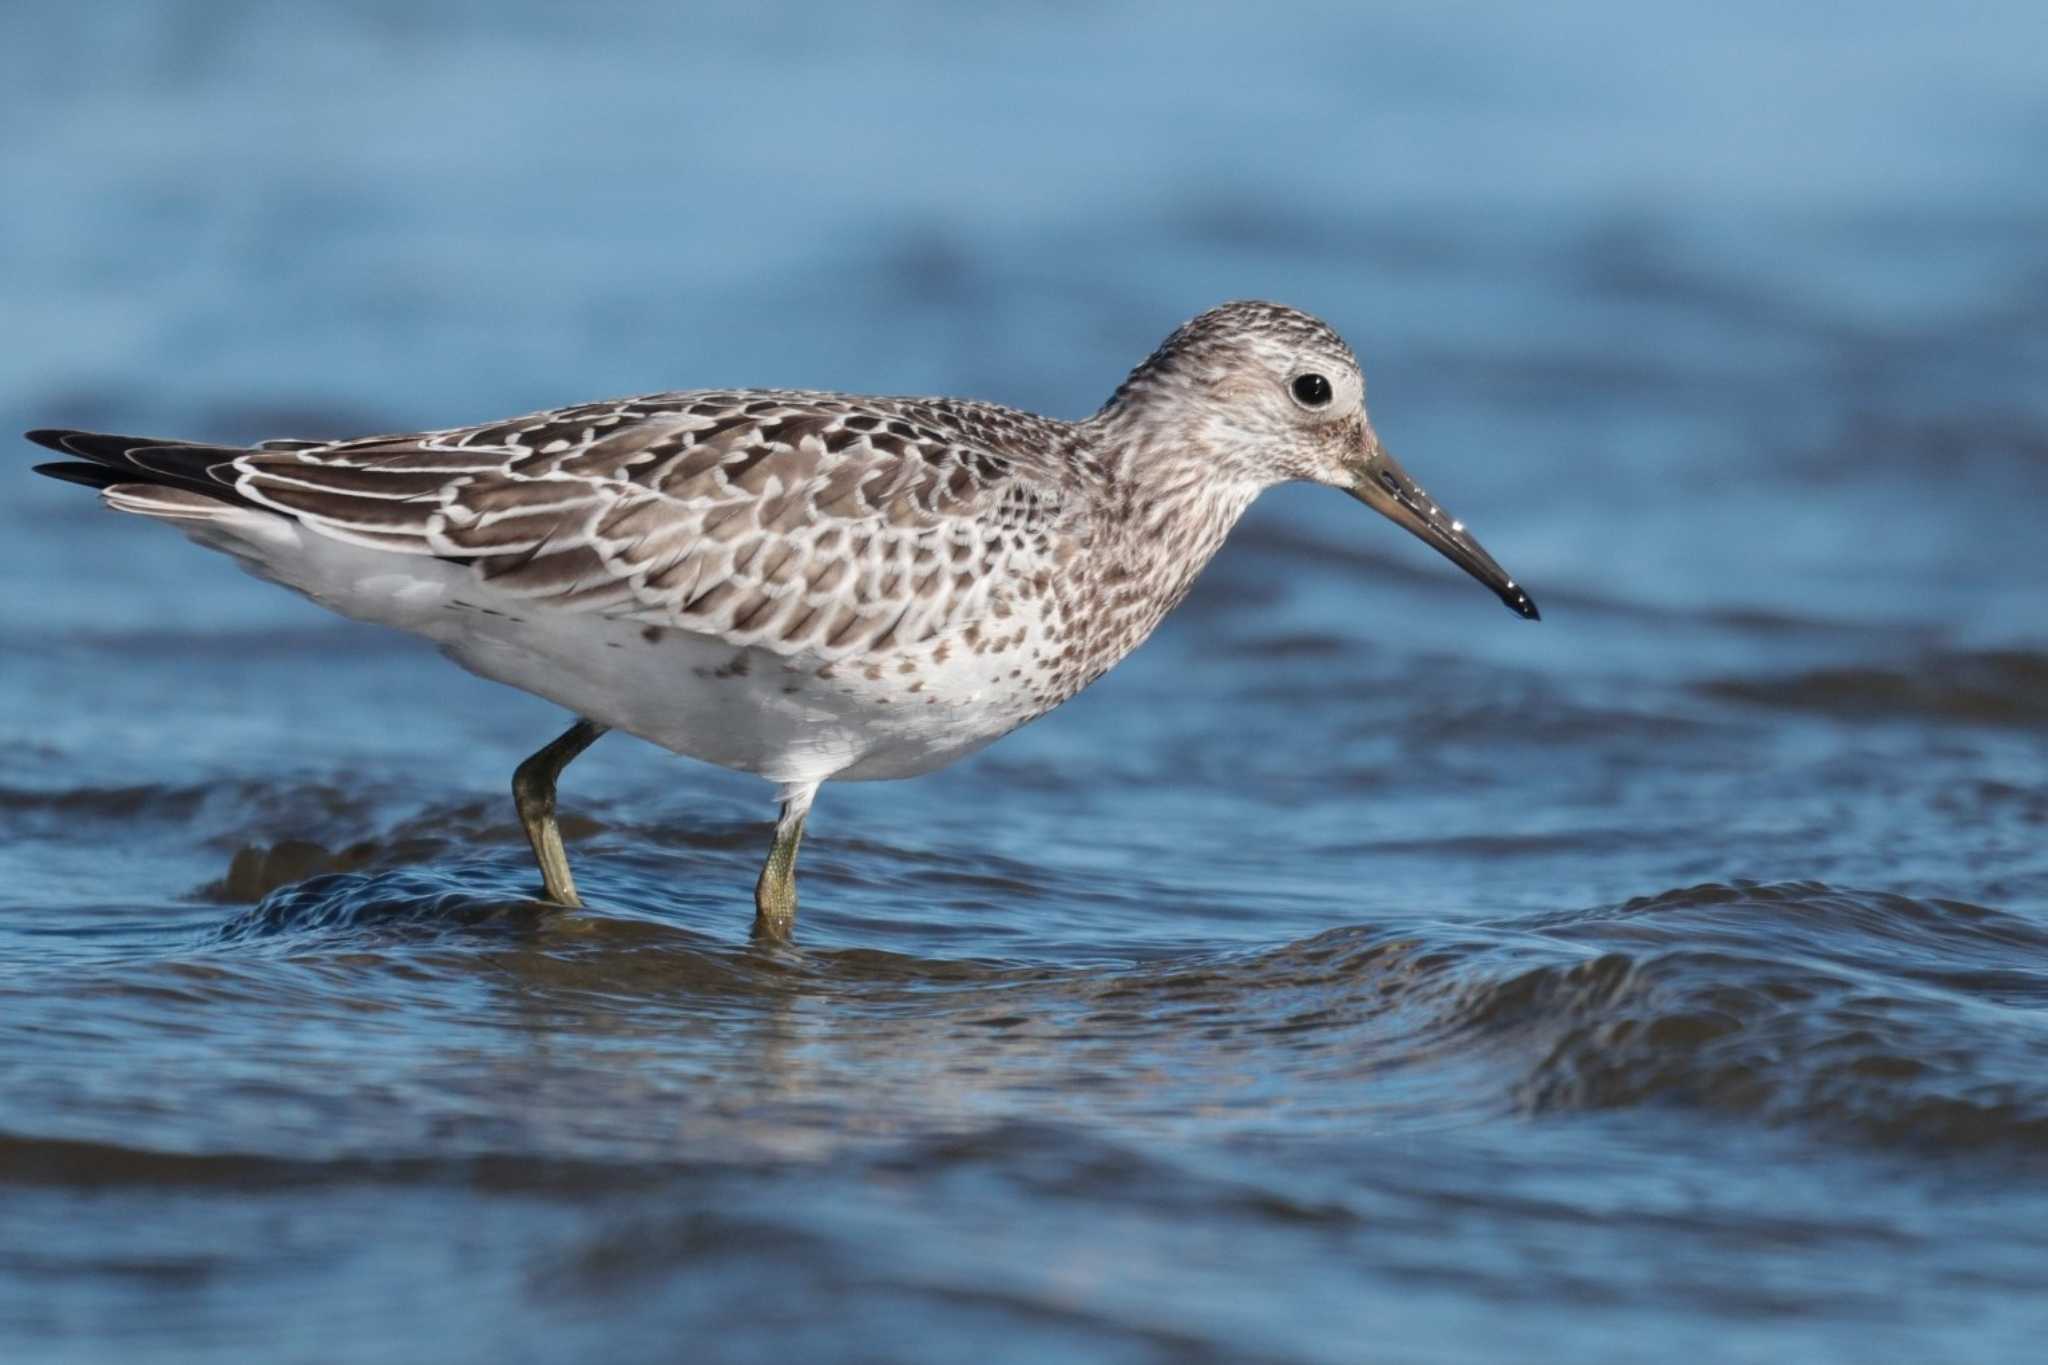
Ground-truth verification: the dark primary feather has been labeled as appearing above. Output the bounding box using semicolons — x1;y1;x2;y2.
26;429;259;506
32;461;129;491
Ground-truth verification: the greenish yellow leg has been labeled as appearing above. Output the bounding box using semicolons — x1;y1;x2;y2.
753;782;818;942
511;718;607;907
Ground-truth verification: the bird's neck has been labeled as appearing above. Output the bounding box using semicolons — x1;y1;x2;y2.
1086;394;1270;545
1074;406;1268;661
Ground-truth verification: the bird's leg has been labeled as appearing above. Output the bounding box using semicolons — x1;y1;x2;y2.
511;718;607;907
753;781;819;943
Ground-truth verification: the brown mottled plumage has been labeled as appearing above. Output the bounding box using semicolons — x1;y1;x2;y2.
26;300;1537;940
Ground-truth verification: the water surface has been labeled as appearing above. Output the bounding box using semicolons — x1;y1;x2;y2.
4;3;2047;1361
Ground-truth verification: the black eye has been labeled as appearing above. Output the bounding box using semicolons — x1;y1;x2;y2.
1291;373;1333;407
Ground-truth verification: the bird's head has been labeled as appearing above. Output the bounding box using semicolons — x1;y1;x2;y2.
1103;300;1539;620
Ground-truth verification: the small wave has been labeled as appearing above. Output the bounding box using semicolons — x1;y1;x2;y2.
0;1132;662;1193
1439;882;2048;1150
1228;517;1931;637
185;858;2048;1157
1698;650;2048;726
1025;879;2048;1152
200;816;603;902
0;779;325;820
215;868;560;941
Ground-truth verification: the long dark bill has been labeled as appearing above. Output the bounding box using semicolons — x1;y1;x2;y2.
1350;444;1540;620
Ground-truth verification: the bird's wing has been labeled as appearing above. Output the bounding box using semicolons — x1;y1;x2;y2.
55;392;1088;660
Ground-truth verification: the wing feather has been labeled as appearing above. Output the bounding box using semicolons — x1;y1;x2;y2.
35;391;1087;659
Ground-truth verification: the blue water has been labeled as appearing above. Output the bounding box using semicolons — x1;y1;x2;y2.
4;3;2047;1361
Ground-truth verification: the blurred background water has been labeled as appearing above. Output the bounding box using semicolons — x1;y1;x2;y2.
4;2;2047;1361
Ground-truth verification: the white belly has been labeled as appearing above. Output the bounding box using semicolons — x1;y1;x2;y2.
193;514;1046;786
439;608;1036;785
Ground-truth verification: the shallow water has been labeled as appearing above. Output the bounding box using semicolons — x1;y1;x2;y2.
5;2;2048;1361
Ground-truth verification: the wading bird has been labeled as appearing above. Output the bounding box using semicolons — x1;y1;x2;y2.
28;301;1537;940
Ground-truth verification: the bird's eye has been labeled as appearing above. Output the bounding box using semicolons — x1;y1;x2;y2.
1290;373;1333;407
